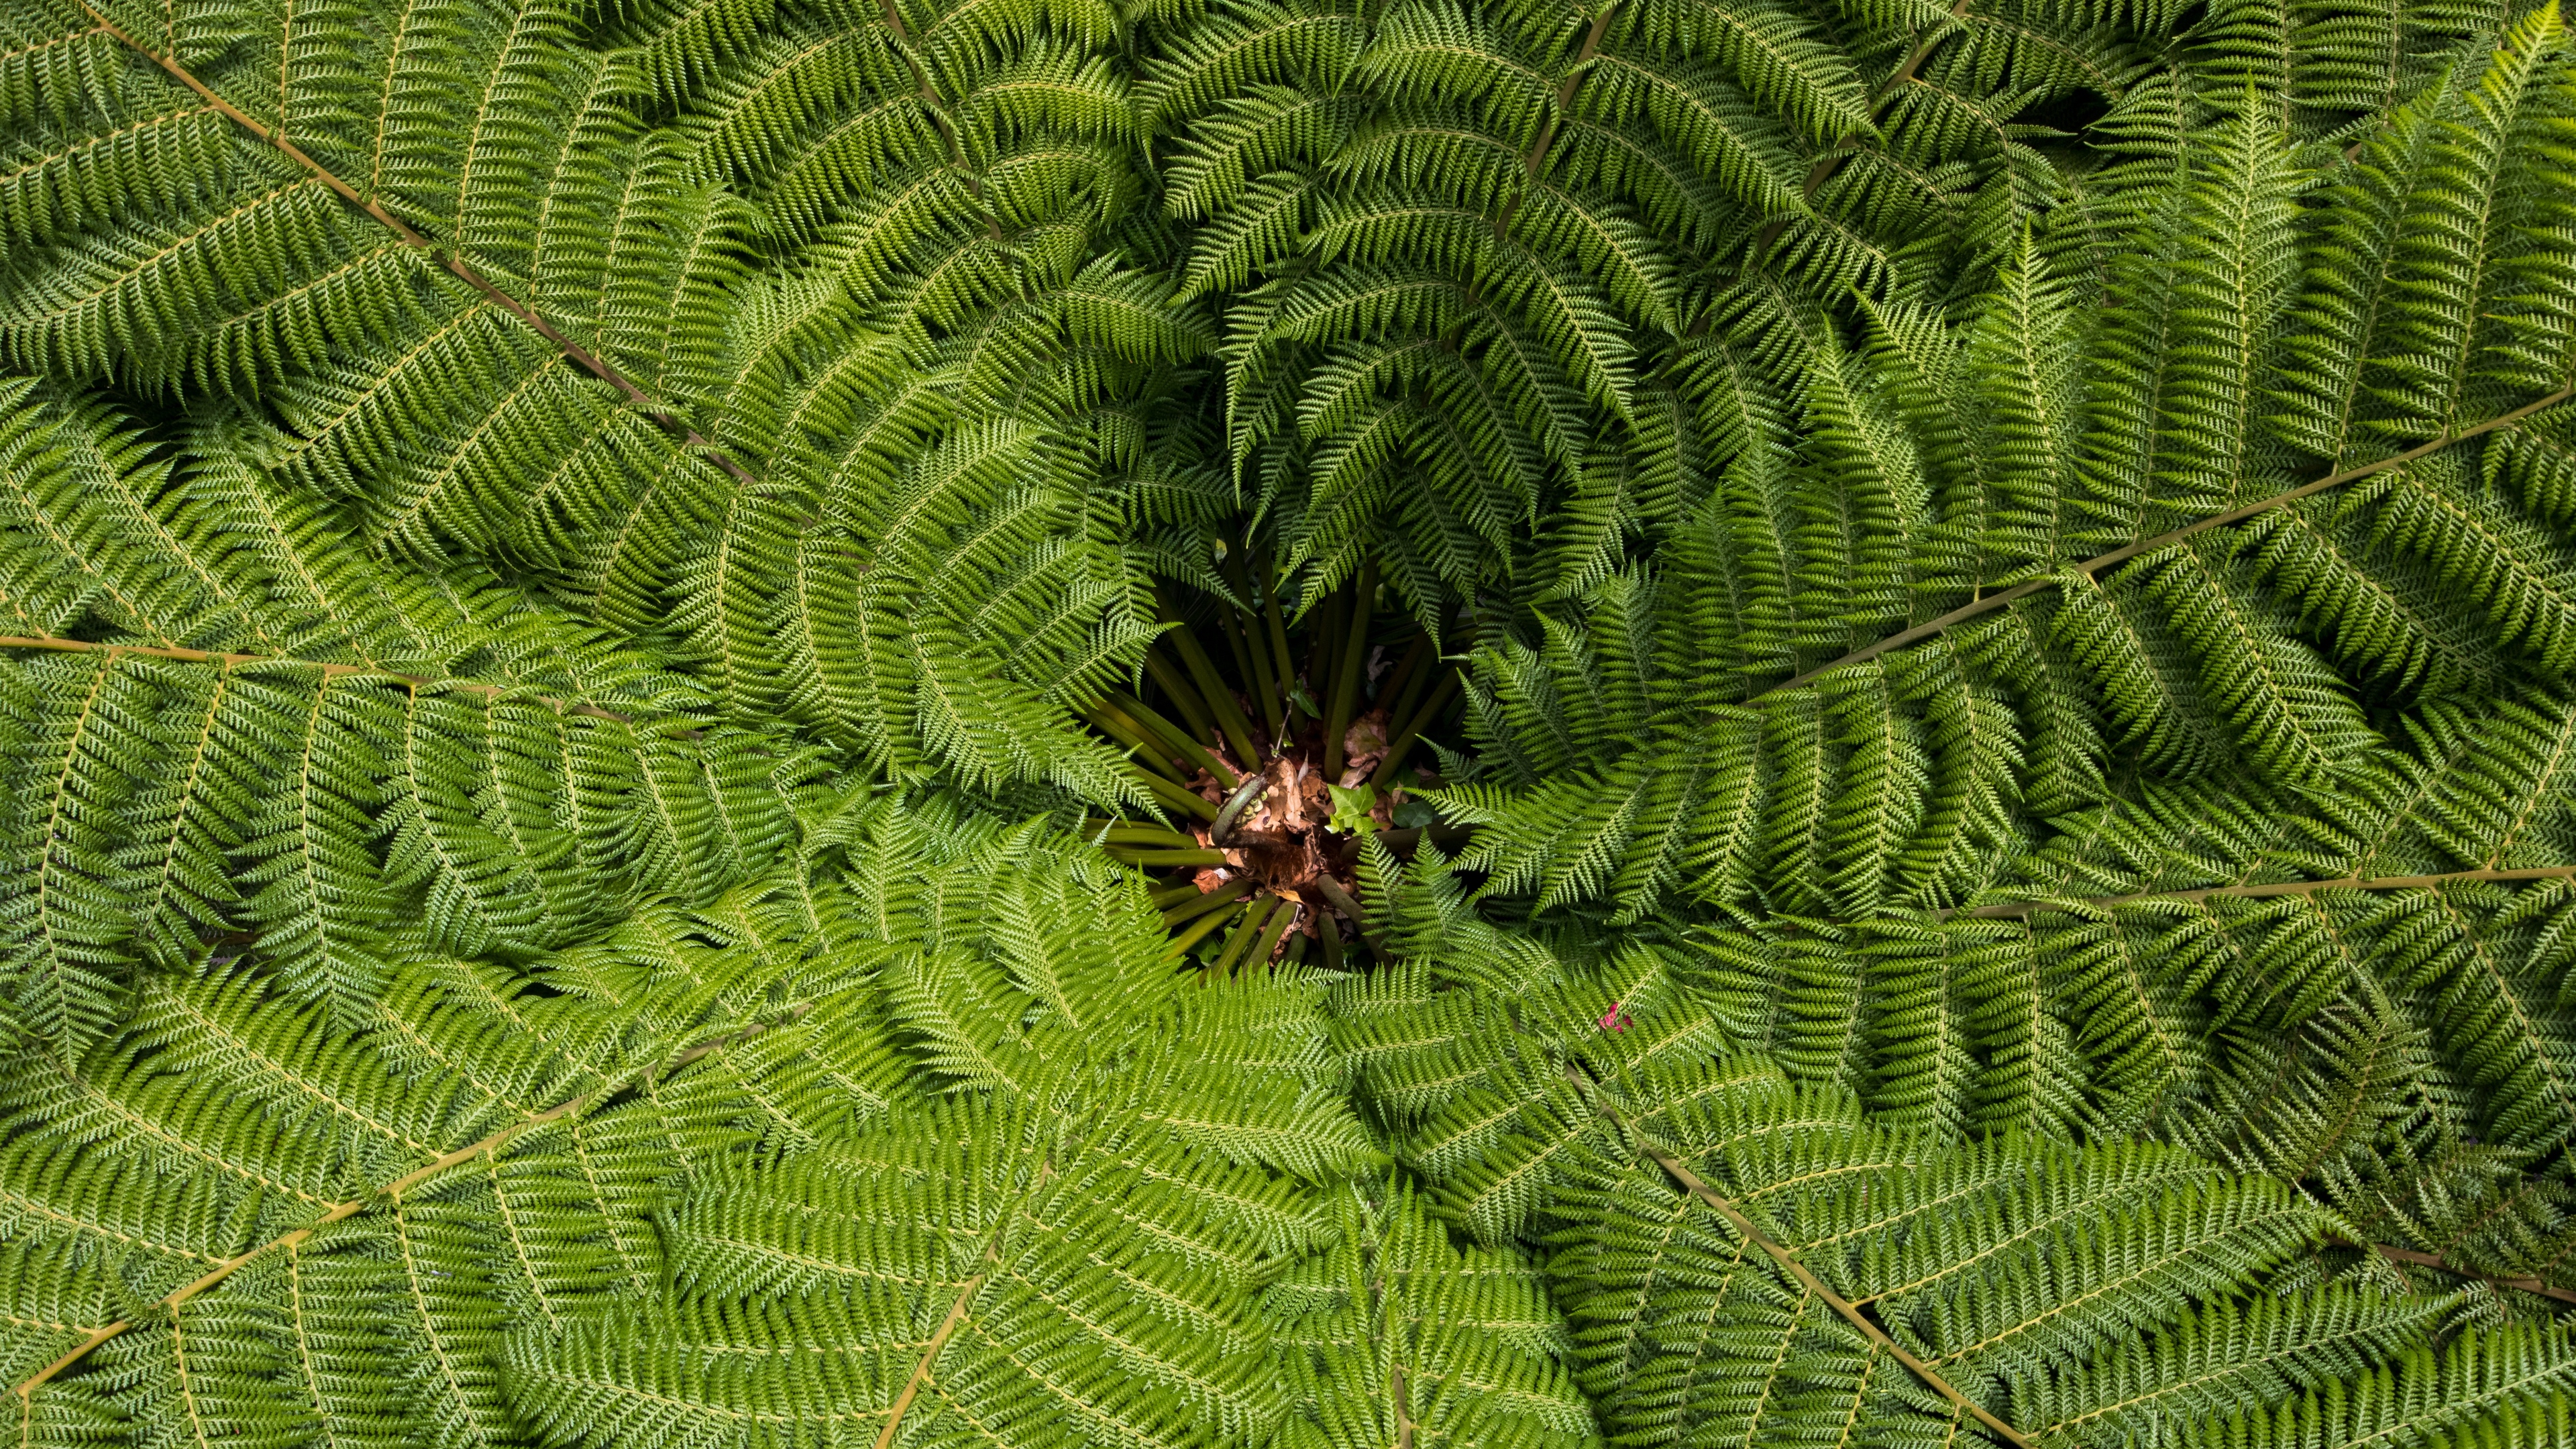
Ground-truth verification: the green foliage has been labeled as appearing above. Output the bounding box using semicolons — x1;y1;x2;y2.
3;0;2576;1442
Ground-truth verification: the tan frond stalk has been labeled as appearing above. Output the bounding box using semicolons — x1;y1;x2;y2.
1579;1075;2038;1448
1749;0;1975;269
0;634;644;725
1947;863;2576;920
82;6;761;490
1757;385;2576;699
13;1005;812;1401
2357;1242;2576;1305
1491;3;1621;235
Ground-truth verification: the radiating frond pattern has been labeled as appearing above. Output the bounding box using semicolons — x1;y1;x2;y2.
3;0;2576;1441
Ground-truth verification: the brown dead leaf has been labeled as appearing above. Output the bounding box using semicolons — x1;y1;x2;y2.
1260;758;1303;831
1342;708;1389;766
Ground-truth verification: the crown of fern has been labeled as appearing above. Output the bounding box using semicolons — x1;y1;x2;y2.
1;0;2575;1444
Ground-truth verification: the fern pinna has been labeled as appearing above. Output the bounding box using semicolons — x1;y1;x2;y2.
2;0;2576;1442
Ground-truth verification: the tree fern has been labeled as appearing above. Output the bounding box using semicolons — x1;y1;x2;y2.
3;0;2576;1441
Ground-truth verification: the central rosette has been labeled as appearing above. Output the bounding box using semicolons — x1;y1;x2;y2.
1077;562;1462;973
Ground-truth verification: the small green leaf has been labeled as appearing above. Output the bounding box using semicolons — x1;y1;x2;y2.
1328;783;1379;835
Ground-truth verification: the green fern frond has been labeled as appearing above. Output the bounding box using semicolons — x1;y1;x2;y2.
0;0;2573;1443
